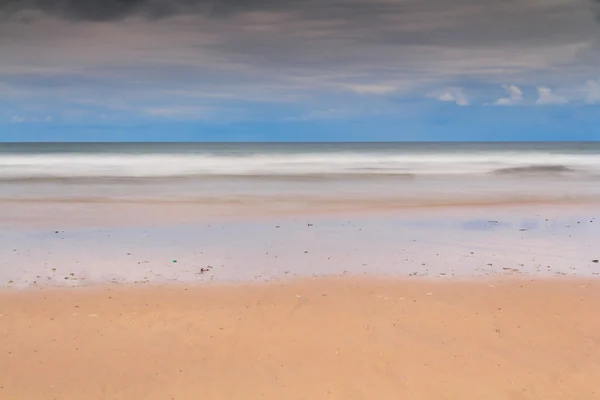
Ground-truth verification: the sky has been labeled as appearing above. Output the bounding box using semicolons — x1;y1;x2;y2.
1;0;600;142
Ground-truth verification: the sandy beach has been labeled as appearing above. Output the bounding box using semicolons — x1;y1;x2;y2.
4;0;600;396
1;203;599;399
1;143;600;399
1;202;599;400
1;277;599;400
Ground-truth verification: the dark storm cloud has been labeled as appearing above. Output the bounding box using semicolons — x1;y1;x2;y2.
0;0;305;20
594;0;600;19
1;0;598;24
1;0;182;20
1;0;598;45
2;0;598;73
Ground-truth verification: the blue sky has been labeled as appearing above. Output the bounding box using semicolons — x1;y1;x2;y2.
1;0;600;142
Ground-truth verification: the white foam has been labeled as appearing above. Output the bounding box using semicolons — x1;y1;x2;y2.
1;151;599;180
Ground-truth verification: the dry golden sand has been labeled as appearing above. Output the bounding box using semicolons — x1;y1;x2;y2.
1;278;599;400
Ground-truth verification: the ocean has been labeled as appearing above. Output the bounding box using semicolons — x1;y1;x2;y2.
2;142;600;286
1;142;600;209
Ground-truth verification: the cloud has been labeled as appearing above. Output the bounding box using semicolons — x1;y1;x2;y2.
0;0;410;22
594;0;600;21
536;86;568;105
1;0;214;21
495;85;524;106
435;88;469;106
8;115;53;123
340;84;398;95
584;79;600;103
1;0;600;122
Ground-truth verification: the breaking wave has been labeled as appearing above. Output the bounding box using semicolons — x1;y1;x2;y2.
492;165;577;175
0;150;599;181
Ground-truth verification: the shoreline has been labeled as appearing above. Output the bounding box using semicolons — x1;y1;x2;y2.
2;268;599;293
2;274;598;303
2;200;600;230
2;204;599;288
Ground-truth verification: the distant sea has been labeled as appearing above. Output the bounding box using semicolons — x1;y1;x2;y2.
1;142;600;207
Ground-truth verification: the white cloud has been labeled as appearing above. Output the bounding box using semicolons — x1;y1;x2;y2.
141;106;245;122
340;84;398;95
536;86;568;105
436;88;469;106
8;115;54;123
495;85;524;105
584;79;600;104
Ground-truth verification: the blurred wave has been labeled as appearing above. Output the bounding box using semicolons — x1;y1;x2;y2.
2;143;600;208
0;149;599;181
491;165;577;175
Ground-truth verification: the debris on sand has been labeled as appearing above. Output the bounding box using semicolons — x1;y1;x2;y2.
199;266;213;274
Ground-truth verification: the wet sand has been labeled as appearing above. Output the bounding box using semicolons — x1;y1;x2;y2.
2;204;600;287
2;198;600;229
1;277;599;400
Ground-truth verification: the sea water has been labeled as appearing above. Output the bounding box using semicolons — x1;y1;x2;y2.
1;142;599;208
